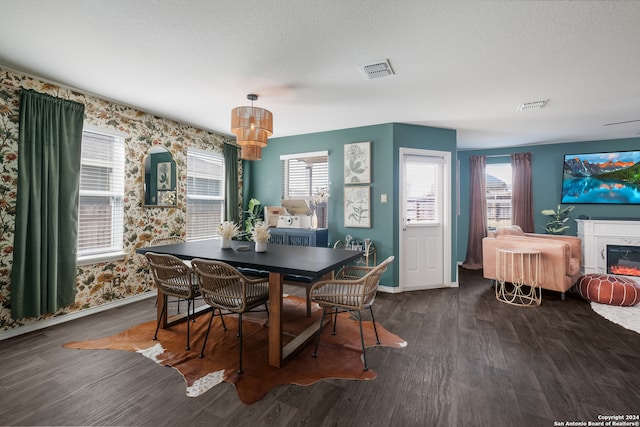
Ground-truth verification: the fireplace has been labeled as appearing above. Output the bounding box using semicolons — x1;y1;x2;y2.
577;219;640;276
607;244;640;277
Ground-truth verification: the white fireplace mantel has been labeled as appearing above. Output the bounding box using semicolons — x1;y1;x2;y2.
576;219;640;275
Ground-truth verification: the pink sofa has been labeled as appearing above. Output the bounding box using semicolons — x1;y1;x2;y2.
482;225;582;298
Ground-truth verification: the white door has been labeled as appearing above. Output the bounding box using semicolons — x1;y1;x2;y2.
400;148;451;290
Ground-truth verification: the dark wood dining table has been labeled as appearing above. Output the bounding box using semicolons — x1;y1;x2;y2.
137;239;363;367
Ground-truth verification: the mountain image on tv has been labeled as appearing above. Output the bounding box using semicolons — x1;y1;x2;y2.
563;157;636;177
561;150;640;204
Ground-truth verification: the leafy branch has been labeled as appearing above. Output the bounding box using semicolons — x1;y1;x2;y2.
541;205;574;234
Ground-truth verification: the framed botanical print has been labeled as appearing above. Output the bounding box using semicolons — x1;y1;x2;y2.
157;161;172;190
344;141;371;184
344;186;371;228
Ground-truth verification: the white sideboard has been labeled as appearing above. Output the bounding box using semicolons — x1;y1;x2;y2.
576;219;640;275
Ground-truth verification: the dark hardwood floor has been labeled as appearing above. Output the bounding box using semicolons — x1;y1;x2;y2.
1;268;638;427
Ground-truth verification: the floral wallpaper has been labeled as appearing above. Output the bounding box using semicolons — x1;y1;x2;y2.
0;66;240;333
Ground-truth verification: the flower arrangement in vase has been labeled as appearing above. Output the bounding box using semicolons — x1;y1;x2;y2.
250;221;271;252
218;221;239;248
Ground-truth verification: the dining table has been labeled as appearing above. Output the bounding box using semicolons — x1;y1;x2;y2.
137;238;363;367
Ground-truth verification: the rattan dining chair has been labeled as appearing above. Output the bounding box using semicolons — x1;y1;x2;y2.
149;236;188;313
309;255;394;371
145;252;200;350
191;259;270;374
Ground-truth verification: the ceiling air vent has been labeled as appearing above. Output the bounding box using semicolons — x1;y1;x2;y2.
517;99;549;111
359;59;395;80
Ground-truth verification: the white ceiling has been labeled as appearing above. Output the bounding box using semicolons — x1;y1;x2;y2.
1;0;639;150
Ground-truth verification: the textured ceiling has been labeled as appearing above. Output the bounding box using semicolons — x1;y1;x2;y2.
1;0;639;149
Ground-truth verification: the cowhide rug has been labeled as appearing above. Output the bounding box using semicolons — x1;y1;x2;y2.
64;295;406;404
590;301;640;335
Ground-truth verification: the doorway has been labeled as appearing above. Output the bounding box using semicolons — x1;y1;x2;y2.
399;148;451;290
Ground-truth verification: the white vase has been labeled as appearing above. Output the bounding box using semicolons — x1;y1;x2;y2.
221;238;232;249
255;241;267;252
311;210;318;229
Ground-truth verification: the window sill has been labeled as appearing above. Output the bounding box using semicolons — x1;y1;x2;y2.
77;251;126;266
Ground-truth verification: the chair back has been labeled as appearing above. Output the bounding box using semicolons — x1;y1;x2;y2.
361;256;394;305
145;252;196;299
149;236;185;247
191;259;252;312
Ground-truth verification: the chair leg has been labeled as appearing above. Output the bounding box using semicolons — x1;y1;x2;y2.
368;306;380;345
153;295;168;341
356;310;369;371
332;307;339;335
176;297;181;314
185;299;191;350
312;306;328;358
237;313;243;374
219;308;227;331
199;309;216;358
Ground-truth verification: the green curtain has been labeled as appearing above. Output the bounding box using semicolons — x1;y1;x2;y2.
11;89;85;319
224;142;240;223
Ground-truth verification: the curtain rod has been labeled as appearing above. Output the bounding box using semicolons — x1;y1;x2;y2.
486;154;511;158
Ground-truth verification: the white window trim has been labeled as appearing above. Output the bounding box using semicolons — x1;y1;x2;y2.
280;150;330;228
280;150;329;199
77;251;126;266
280;150;328;161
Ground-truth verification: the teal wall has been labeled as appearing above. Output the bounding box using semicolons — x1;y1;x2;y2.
391;123;458;282
244;122;458;287
457;136;640;263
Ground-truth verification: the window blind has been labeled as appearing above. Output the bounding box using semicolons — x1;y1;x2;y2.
77;129;125;257
486;163;512;228
186;148;225;240
282;154;329;198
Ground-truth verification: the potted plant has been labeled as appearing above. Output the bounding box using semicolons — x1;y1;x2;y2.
218;221;239;248
250;221;271;252
541;204;575;234
243;198;263;239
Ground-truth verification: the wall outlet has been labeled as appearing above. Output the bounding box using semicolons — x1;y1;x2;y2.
381;194;387;203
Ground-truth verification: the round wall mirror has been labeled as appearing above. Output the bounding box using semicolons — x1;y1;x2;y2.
143;146;177;207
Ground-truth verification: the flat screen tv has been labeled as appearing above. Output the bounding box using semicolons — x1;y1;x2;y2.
561;150;640;204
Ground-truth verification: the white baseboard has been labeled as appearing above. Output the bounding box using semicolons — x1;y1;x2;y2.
378;280;459;293
377;285;402;293
0;292;155;341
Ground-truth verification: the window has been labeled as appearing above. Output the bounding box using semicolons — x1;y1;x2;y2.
77;127;125;261
485;163;512;228
281;151;329;228
186;148;225;240
404;156;441;223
